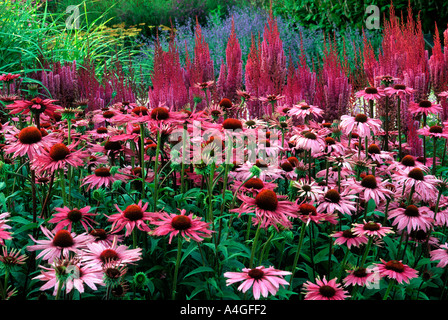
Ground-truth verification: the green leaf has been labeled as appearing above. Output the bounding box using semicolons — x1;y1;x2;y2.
184;266;214;279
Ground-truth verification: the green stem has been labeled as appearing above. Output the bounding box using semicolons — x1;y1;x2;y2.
382;279;395;300
249;224;262;269
172;235;183;300
153;131;162;210
139;123;146;199
288;221;307;291
432;137;438;176
359;237;373;268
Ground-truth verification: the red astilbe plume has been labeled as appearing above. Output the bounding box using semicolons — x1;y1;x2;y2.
77;57;103;111
362;29;379;87
258;9;287;114
148;29;189;110
187;17;215;110
429;23;447;99
315;35;352;122
244;33;262;117
39;61;78;109
216;17;243;104
282;34;317;107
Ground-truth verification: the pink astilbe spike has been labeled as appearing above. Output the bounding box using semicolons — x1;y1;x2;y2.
283;35;317;108
258;9;287;114
429;23;447;99
187;17;215;110
148;29;189;110
216;17;242;103
315;35;352;122
244;33;262;117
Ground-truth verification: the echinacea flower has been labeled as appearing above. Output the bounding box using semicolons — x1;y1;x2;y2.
343;266;379;287
0;246;27;268
27;226;90;263
224;265;291;300
417;125;448;140
352;220;394;239
231;189;298;230
409;100;442;117
32;142;89;174
7;97;61;117
392;167;440;203
331;229;369;249
388;205;434;233
355;86;385;101
340;114;382;138
302;276;350;300
48;206;98;233
350;174;394;205
107;200;153;236
291;129;325;155
150;209;213;244
81;237;142;267
317;188;358;216
33;258;104;295
0;213;12;245
291;179;325;202
4;126;57;159
384;84;415;99
287;102;324;120
430;243;448;268
375;259;418;284
82;167;128;191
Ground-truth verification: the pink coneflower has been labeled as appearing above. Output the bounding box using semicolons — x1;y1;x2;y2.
236;89;254;102
291;129;326;155
343;266;378;287
231;178;278;196
91;108;121;125
352;220;394;239
234;160;284;182
7;97;61;117
0;213;12;245
4;126;57;159
259;93;284;104
82;167;128;191
317;188;358;216
355;86;385;101
350;175;393;205
27;226;90;263
81;237;142;267
417;125;448;140
32;142;88;174
0;73;20;82
287;102;324;120
224;265;291;300
48;206;98;232
387;155;429;174
331;229;369;249
291;179;324;202
375;259;418;284
88;228;123;246
231;190;298;230
194;80;215;90
0;247;27;267
340;114;382;138
388;205;434;233
384;84;415;99
107;200;153;237
409;100;442;117
296;203;326;225
392;167;440;203
430;243;448;268
33;258;104;295
302;276;350;300
151;209;213;244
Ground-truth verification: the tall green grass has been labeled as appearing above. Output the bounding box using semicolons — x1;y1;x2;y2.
0;0;149;84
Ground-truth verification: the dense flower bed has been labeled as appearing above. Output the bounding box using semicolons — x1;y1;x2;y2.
0;4;448;302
